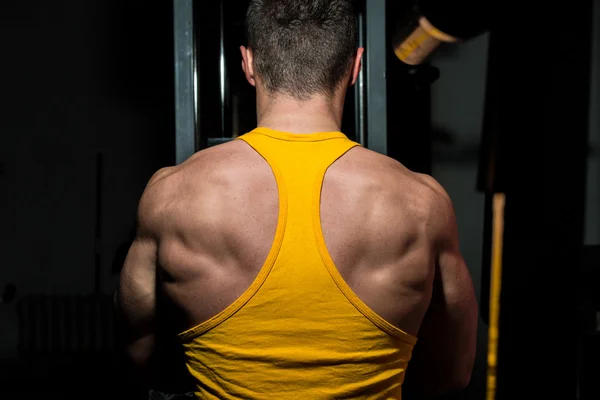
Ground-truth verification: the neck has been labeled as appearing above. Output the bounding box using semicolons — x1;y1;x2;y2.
256;91;345;134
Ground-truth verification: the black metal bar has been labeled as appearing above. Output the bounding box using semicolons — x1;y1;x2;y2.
354;4;367;146
174;0;197;164
94;153;103;295
386;1;433;174
365;0;387;155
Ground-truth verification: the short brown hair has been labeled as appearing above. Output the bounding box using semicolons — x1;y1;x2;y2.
246;0;357;100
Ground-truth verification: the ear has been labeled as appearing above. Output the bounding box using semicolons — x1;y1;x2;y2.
240;46;256;87
349;47;364;87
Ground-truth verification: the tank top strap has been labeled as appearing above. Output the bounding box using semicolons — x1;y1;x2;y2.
238;128;359;172
237;128;361;218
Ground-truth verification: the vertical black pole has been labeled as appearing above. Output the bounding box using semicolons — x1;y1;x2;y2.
94;153;103;295
386;0;435;174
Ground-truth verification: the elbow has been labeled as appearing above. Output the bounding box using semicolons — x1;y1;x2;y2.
453;368;472;391
436;372;472;396
423;366;473;397
126;334;156;368
450;353;475;391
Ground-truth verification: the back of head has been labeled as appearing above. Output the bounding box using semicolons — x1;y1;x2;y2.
246;0;356;101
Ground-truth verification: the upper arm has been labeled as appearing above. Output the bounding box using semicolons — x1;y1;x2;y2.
433;193;478;357
418;174;477;320
115;168;173;366
116;231;158;343
433;185;477;322
407;175;478;395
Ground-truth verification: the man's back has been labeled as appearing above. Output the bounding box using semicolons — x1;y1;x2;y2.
150;132;437;337
117;1;477;397
129;128;474;398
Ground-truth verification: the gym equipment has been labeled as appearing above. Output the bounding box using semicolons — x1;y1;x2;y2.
174;0;390;160
392;0;489;66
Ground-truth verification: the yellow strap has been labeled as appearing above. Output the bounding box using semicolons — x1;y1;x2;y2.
486;193;506;400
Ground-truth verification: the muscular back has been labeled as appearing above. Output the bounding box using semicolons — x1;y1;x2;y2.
119;137;477;396
143;140;449;337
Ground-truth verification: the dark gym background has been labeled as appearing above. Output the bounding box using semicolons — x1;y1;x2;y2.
1;1;599;399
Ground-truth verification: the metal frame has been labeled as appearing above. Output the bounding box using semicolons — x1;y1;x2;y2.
354;8;366;147
219;0;227;137
365;0;387;155
174;1;388;156
174;0;197;164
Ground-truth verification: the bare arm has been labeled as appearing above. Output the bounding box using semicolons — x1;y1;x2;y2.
405;181;478;398
115;229;157;381
114;170;171;384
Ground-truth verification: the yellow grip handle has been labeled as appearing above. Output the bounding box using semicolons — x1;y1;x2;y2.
486;193;506;400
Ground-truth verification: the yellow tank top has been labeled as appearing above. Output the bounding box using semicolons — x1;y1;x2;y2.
178;127;417;399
